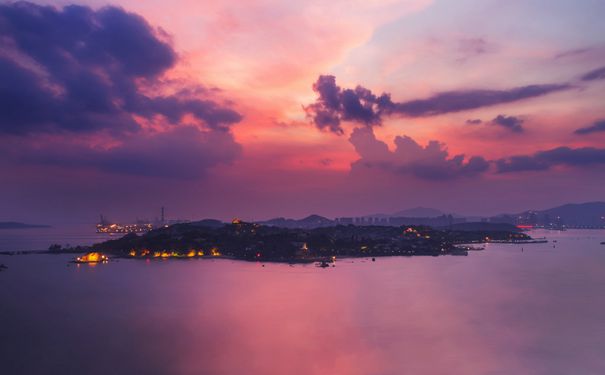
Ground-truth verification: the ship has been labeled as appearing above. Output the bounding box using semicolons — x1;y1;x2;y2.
95;208;190;234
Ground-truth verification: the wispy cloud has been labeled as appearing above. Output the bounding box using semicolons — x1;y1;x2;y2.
580;66;605;81
574;119;605;135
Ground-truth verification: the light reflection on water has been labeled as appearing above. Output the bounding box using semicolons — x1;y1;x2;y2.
1;230;605;375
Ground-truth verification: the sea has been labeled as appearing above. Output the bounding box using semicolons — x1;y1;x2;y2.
1;228;604;375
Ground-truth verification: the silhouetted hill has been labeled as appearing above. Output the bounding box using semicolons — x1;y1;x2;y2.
258;214;335;229
189;219;225;228
503;202;605;228
539;202;605;225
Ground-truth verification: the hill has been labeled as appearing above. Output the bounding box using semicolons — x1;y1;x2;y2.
258;214;335;229
513;202;605;227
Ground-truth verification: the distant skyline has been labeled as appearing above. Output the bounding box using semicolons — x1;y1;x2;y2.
1;0;605;224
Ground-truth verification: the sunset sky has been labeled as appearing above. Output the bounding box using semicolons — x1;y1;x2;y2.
1;0;605;224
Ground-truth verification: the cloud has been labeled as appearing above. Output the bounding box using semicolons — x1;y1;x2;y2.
0;2;244;181
466;119;483;125
553;48;592;60
392;85;570;117
496;146;605;173
0;2;241;135
349;127;489;180
574;119;605;135
10;126;241;179
458;38;488;55
456;37;491;61
304;75;390;134
305;75;570;133
580;66;605;81
491;115;524;133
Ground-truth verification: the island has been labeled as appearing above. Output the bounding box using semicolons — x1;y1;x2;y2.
0;221;50;229
51;219;536;263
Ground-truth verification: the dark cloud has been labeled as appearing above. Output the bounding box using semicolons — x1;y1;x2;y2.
574;119;605;135
580;66;605;81
304;75;389;134
305;75;570;133
349;127;489;180
9;126;241;179
393;84;570;117
496;146;605;173
491;115;524;133
466;119;483;125
0;2;241;135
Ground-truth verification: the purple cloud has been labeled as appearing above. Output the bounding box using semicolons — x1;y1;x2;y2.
496;146;605;173
0;2;244;181
349;127;489;180
574;119;605;135
393;85;570;117
304;75;390;134
491;115;524;133
0;2;241;135
466;119;483;125
8;126;241;179
305;75;570;133
580;66;605;81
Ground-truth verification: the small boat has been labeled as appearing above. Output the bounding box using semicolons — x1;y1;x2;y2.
316;261;330;268
601;242;605;245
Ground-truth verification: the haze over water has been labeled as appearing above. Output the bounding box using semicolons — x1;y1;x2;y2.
2;230;604;375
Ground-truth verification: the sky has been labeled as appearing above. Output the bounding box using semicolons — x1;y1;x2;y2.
1;0;605;224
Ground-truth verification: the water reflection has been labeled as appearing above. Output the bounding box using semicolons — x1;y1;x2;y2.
1;230;605;374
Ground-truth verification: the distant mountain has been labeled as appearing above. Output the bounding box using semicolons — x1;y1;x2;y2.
491;201;605;228
392;207;445;218
0;222;50;229
539;202;605;218
531;202;605;227
259;214;335;229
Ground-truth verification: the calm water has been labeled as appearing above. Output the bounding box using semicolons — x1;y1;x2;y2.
1;229;605;375
0;223;114;252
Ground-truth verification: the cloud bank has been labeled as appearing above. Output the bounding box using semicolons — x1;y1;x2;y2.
0;2;242;179
349;127;489;180
305;75;570;133
496;147;605;173
0;2;241;135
